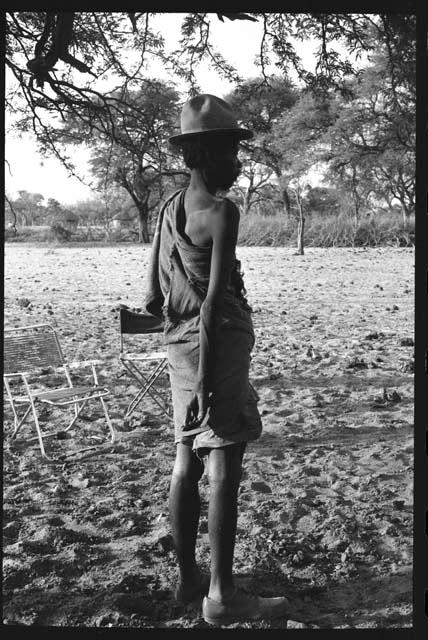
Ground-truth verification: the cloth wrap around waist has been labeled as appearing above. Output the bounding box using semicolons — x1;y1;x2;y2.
144;189;262;450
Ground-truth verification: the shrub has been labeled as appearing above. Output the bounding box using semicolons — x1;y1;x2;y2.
4;225;53;242
4;227;17;241
50;223;72;242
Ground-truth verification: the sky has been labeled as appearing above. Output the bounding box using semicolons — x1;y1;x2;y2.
4;13;322;205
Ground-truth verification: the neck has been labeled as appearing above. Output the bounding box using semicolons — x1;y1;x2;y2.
188;169;218;196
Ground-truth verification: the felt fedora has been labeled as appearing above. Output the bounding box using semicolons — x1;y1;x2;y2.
169;94;253;146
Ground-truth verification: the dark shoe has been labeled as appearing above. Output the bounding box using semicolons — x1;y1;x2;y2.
174;573;210;604
202;587;290;626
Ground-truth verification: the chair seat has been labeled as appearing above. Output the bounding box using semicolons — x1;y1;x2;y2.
12;385;109;403
120;352;167;361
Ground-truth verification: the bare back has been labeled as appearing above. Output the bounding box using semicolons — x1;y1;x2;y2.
183;189;228;248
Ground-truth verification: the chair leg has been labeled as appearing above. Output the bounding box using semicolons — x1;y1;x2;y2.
98;396;116;443
146;385;173;420
29;402;52;460
4;380;31;436
126;385;147;418
127;384;172;420
125;363;171;419
63;399;89;432
11;405;32;438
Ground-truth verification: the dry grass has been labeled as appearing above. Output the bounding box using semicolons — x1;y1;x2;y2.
6;212;414;248
238;211;415;247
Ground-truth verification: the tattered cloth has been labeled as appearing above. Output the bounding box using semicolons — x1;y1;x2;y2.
144;189;262;449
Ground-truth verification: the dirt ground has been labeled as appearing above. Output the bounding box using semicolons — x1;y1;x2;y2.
3;244;414;629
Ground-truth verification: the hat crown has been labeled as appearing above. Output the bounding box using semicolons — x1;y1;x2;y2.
169;93;253;145
180;94;239;135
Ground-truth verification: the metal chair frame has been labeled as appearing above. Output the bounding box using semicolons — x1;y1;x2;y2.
3;323;116;460
118;309;172;420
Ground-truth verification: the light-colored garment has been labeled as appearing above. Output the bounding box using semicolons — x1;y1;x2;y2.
144;189;262;449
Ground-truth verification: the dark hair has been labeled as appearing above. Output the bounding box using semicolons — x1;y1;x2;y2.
180;134;239;170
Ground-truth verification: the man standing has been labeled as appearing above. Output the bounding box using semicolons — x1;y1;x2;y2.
145;94;289;625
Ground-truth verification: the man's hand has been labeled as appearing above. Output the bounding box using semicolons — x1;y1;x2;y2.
183;383;210;430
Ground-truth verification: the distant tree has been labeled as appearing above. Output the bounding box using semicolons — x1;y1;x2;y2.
304;186;341;215
97;186;123;239
231;158;275;216
227;76;300;216
67;197;113;239
44;197;64;224
323;47;415;225
5;194;18;232
68;199;97;229
57;81;187;242
359;52;415;223
270;92;339;251
11;190;45;226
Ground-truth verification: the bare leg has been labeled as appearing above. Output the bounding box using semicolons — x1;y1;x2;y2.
206;442;246;601
169;443;204;587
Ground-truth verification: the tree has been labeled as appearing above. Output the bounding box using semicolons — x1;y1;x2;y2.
5;195;18;232
227;76;300;216
5;11;416;236
263;89;340;250
7;13;416;177
304;186;341;215
11;190;45;226
359;51;415;223
322;47;415;224
373;150;415;224
59;81;187;242
43;197;64;224
231;157;275;216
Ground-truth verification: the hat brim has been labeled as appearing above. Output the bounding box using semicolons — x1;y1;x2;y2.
169;127;253;146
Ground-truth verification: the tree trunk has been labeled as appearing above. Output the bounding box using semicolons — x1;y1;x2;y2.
295;186;305;255
402;205;411;227
350;166;360;228
297;216;305;255
354;205;359;228
282;186;291;216
242;188;251;216
5;196;18;235
351;188;360;227
19;211;29;226
276;171;290;216
137;207;150;243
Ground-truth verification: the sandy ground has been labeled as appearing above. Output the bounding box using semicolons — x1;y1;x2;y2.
3;244;414;629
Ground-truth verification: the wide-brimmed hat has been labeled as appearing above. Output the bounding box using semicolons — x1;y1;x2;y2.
169;94;253;146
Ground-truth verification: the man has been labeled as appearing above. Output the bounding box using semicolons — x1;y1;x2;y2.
145;94;289;625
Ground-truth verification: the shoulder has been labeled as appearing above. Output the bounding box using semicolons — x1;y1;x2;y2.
162;188;185;215
209;198;239;245
211;197;240;225
163;188;184;206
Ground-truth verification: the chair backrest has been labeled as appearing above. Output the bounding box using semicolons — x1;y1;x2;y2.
119;308;164;335
119;308;164;354
3;324;65;375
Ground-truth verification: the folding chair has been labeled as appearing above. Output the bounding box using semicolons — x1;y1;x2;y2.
3;324;116;460
119;308;172;420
